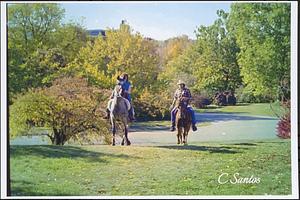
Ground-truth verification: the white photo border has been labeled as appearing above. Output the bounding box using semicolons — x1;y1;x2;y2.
1;1;298;199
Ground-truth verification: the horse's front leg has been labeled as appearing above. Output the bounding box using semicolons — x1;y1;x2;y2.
111;120;116;146
177;127;182;144
183;129;187;145
184;123;191;145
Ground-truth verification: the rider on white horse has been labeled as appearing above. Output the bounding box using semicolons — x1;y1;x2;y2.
104;76;133;121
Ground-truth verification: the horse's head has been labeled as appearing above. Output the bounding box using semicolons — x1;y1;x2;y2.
116;85;123;97
177;97;189;119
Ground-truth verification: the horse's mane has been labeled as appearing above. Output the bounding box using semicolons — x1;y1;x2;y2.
111;95;128;117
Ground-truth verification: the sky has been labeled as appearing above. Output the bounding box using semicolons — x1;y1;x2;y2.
60;2;231;41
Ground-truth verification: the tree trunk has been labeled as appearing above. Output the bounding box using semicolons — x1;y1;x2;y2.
51;129;67;145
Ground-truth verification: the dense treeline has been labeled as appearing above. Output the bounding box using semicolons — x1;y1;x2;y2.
8;3;291;144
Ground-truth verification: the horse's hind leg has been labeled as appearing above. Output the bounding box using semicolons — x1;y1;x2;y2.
183;130;187;145
124;124;131;146
121;136;125;146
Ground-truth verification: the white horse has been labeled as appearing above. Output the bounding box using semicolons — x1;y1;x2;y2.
107;85;131;146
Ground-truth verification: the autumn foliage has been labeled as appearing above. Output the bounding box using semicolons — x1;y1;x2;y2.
276;101;291;139
10;77;111;145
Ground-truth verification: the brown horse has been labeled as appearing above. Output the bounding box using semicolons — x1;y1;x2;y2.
175;97;192;145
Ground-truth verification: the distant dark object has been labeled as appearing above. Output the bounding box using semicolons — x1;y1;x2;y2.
214;92;227;106
214;91;236;106
87;29;106;37
144;37;154;41
226;91;237;105
192;95;211;108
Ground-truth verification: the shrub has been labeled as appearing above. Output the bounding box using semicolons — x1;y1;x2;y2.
235;86;274;103
192;94;211;108
134;88;172;121
10;76;112;145
214;92;227;106
276;100;291;139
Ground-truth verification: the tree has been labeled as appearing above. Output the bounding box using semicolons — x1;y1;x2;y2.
192;9;242;95
228;3;290;100
8;4;88;102
66;21;160;92
160;35;193;67
8;4;64;56
9;77;111;145
157;36;196;95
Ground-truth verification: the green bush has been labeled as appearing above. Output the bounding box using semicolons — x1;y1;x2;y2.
235;86;274;103
10;76;112;145
134;89;172;121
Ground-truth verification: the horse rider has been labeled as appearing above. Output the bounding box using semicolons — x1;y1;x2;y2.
118;73;135;121
104;73;135;121
169;80;197;132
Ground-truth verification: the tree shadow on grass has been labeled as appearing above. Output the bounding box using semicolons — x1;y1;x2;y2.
11;179;77;196
255;140;289;144
155;145;243;154
10;145;138;163
232;142;258;146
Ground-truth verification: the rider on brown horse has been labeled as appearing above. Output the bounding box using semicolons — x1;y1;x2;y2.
169;80;197;132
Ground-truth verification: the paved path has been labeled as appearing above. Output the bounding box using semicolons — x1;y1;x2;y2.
11;112;279;146
127;112;279;145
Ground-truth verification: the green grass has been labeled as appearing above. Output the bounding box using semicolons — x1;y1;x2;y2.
196;102;283;117
136;103;282;128
11;139;291;196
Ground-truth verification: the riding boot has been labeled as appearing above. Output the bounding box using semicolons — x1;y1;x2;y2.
103;108;110;119
128;107;136;122
170;121;176;132
192;124;197;131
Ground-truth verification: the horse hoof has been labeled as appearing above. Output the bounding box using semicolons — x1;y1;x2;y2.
111;143;115;146
127;141;131;146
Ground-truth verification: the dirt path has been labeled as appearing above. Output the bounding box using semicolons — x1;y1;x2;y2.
126;112;279;145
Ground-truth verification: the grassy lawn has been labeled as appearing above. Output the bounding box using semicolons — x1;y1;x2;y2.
135;103;282;128
195;102;283;117
11;139;291;196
